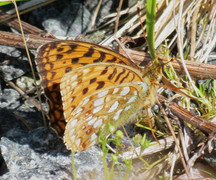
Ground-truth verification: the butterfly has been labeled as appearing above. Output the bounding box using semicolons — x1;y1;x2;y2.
36;40;160;151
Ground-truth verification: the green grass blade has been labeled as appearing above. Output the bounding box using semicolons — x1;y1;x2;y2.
146;0;156;59
0;0;28;6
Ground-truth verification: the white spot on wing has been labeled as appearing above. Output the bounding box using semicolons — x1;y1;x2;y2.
87;129;91;134
124;105;132;111
97;89;109;98
69;128;75;135
82;68;90;75
71;81;78;87
120;86;130;95
108;101;119;113
90;133;97;142
88;117;98;125
76;138;81;146
85;115;93;121
133;90;138;95
93;98;104;107
127;96;137;104
71;135;76;141
92;105;103;114
113;88;119;94
70;74;78;82
135;82;148;92
81;97;90;106
113;109;123;120
93;119;103;128
70;119;78;127
140;82;148;91
75;108;83;115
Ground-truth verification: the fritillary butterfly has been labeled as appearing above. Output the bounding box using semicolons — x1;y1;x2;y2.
36;40;160;151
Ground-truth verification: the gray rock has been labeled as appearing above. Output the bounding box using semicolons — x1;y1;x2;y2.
30;1;91;38
0;45;30;82
0;129;104;180
29;0;117;39
0;88;20;108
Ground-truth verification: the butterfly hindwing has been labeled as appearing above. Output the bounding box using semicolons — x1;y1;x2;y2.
60;63;144;123
63;81;150;151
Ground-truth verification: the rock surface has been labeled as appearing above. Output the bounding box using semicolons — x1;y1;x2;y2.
0;0;116;179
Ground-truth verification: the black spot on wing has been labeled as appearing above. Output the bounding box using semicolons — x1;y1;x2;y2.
100;66;108;75
83;88;88;95
96;81;105;90
57;47;63;52
108;68;117;80
115;69;126;82
107;56;117;63
65;67;72;73
90;78;97;84
71;58;79;64
93;52;106;63
84;46;94;57
120;71;130;83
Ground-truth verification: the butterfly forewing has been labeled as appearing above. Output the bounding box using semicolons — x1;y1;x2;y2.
36;40;137;89
36;41;137;136
63;81;151;151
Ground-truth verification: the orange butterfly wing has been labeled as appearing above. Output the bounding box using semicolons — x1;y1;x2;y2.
36;40;138;136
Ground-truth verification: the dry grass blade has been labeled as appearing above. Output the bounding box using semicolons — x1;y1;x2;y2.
118;136;174;160
4;18;56;38
0;0;57;23
11;0;47;128
13;112;33;131
91;0;103;29
156;98;191;178
101;0;215;63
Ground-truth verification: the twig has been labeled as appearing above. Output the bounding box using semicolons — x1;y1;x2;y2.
13;111;33;131
0;30;55;49
114;0;123;36
91;0;103;29
119;47;216;80
4;18;55;37
156;98;191;178
7;81;43;111
169;101;216;134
